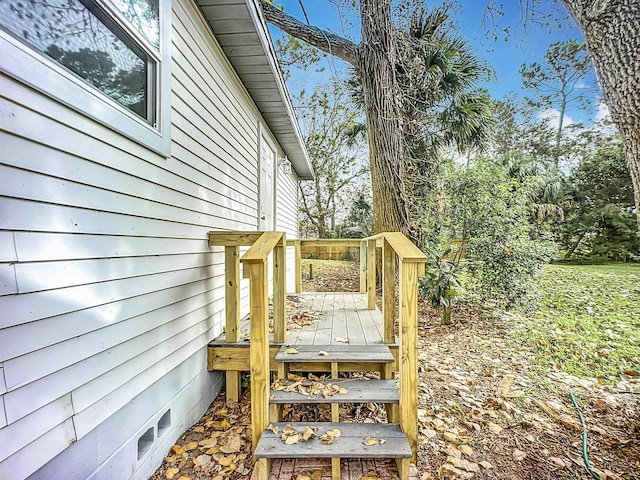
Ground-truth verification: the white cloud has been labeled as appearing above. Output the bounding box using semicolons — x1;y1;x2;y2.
537;108;576;129
595;101;611;122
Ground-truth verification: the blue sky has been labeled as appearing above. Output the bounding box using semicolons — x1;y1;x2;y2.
269;0;602;125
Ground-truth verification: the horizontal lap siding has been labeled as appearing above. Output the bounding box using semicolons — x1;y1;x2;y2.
276;167;299;291
0;0;284;476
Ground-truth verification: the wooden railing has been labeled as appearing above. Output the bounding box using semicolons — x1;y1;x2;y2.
290;238;367;293
367;232;426;462
210;231;426;462
208;231;287;453
291;234;426;461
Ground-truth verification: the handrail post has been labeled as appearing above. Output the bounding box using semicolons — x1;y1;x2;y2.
246;260;270;455
359;239;367;293
294;240;301;293
382;239;396;344
224;246;241;402
367;238;376;310
398;261;419;462
273;235;286;343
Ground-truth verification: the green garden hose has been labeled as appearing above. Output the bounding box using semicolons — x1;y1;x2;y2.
569;391;603;480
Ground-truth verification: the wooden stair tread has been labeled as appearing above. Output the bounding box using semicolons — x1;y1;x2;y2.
254;422;411;459
270;379;399;404
275;344;394;363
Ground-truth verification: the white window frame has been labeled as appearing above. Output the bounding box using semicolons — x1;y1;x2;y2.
0;0;171;157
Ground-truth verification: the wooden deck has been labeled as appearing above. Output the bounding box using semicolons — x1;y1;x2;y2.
207;231;427;477
211;292;389;346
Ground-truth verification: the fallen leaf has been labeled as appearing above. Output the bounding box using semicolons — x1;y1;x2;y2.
184;441;198;451
622;368;640;377
165;467;179;480
285;433;301;444
267;423;280;435
171;445;186;455
513;449;526;461
549;457;566;468
335;337;349;343
320;429;341;444
363;436;380;446
318;350;329;356
488;422;503;434
285;348;299;355
281;424;301;444
459;445;474;457
287;373;304;382
448;456;480;473
177;477;192;480
217;455;234;466
443;431;459;442
220;435;242;453
302;426;316;442
479;461;493;469
362;472;381;479
496;374;515;397
194;454;213;468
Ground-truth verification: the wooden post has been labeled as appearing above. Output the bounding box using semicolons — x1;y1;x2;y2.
273;237;286;344
359;240;367;293
367;238;376;310
382;239;396;344
247;260;270;457
225;246;241;402
381;239;399;423
331;359;341;480
398;261;419;462
294;240;301;293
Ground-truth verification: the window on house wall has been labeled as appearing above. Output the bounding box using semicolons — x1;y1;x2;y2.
0;0;171;156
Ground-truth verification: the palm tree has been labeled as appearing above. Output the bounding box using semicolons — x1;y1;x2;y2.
347;3;495;247
395;4;495;247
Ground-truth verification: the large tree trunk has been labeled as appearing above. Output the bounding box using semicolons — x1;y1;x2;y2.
261;0;410;237
560;0;640;229
357;0;409;235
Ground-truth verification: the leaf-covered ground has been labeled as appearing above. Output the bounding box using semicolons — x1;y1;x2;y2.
151;261;640;480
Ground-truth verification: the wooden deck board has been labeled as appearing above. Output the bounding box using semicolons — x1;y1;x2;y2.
211;293;385;347
254;422;412;459
275;345;395;363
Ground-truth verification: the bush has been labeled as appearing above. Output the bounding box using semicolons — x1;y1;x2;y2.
443;158;555;311
419;247;461;324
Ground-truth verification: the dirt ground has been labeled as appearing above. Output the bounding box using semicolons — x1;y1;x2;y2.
151;260;639;480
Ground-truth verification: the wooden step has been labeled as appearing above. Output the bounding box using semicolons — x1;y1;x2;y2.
270;379;399;404
254;422;411;459
275;344;394;364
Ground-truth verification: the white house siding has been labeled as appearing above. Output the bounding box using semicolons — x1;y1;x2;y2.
276;163;300;290
0;0;297;478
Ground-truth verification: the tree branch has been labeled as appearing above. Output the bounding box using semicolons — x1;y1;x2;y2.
260;1;359;67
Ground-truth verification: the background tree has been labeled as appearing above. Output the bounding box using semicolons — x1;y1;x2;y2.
264;1;494;244
444;158;555;309
561;142;639;260
394;4;494;245
491;94;556;162
487;0;640;229
262;0;412;239
297;85;368;238
519;39;595;167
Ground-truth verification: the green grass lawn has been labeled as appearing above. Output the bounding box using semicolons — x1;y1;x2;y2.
520;263;640;382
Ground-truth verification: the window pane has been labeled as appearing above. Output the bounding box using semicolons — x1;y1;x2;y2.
108;0;159;47
0;0;153;122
